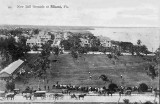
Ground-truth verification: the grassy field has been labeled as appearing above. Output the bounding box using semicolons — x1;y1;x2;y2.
12;54;159;91
0;53;159;91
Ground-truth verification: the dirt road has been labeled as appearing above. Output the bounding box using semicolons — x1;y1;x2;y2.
0;94;159;103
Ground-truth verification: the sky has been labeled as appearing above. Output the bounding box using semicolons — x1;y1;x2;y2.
0;0;159;51
90;28;160;52
0;0;159;27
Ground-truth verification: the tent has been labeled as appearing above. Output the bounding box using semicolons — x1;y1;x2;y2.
0;59;24;79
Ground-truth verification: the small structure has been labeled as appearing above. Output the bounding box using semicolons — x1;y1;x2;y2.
0;59;24;80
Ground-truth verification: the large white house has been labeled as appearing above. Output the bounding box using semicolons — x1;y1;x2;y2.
97;35;112;47
26;38;42;48
38;31;51;43
80;38;90;47
26;31;51;48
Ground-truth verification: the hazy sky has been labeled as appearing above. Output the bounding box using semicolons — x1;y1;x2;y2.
0;0;159;27
0;0;159;51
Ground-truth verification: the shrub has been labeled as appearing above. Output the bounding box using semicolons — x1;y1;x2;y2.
139;83;148;92
107;54;112;59
6;81;15;91
126;87;132;91
108;83;118;91
143;101;154;104
123;99;130;104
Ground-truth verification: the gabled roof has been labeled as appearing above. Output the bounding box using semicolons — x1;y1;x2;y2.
0;59;24;75
97;35;111;41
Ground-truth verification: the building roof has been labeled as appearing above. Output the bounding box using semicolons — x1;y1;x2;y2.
0;35;8;39
26;38;41;43
97;36;111;42
80;38;89;43
0;59;24;76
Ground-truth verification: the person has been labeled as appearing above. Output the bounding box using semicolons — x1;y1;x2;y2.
89;76;92;79
56;81;59;85
44;86;46;90
121;75;123;79
48;86;50;91
89;72;91;74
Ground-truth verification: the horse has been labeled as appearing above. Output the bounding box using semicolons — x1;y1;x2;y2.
23;93;33;100
78;94;86;100
6;93;16;100
70;94;77;99
98;88;107;96
119;89;124;96
54;94;64;100
62;89;70;95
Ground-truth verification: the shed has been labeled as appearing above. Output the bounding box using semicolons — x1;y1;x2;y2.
0;59;24;79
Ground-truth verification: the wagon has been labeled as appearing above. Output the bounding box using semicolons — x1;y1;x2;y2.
33;91;46;100
13;89;20;94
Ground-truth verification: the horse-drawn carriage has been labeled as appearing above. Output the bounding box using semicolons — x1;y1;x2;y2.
33;91;46;100
119;89;132;96
13;89;20;94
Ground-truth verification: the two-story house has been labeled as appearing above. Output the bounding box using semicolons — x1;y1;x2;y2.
26;31;51;48
80;38;90;47
97;35;112;47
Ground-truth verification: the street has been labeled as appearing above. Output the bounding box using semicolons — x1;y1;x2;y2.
0;94;159;103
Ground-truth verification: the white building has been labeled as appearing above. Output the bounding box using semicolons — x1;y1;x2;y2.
14;36;19;43
26;31;51;48
97;35;112;47
26;38;42;48
37;31;51;43
80;38;90;47
51;32;64;47
0;35;8;39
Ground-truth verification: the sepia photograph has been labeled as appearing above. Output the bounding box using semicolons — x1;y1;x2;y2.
0;0;159;104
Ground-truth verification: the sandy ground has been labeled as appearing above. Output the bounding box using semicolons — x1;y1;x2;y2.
0;94;159;103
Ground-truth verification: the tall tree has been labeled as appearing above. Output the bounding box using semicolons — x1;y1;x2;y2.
137;39;142;46
140;45;149;55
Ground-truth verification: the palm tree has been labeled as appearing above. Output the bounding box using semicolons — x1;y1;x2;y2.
137;39;142;46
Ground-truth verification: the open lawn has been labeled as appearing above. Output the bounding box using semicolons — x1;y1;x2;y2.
12;54;159;91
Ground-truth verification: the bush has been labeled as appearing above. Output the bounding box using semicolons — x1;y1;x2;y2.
139;83;148;92
123;99;130;104
126;87;132;91
107;54;112;59
108;83;118;92
117;51;122;56
143;101;154;104
6;81;15;91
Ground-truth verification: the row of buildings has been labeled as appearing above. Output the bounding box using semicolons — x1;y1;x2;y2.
26;31;113;49
0;29;120;51
26;31;71;48
25;30;118;50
